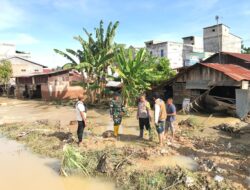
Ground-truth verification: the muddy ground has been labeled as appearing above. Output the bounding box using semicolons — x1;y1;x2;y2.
0;97;249;189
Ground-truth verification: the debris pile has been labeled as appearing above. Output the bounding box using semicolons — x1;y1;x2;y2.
102;130;115;138
212;123;241;136
178;118;198;128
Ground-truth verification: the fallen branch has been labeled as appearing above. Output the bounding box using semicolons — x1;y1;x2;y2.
115;153;135;171
163;179;183;190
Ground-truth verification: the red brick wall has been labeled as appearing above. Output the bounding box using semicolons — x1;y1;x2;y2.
41;84;84;101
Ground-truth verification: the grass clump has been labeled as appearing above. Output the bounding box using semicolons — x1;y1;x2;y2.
61;145;91;176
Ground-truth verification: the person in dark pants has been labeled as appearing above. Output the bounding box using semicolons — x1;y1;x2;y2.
75;95;87;146
165;98;176;143
137;94;152;140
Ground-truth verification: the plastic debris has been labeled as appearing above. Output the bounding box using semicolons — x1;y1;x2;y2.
214;175;224;182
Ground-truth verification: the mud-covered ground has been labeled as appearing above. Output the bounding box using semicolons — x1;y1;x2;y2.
0;97;249;189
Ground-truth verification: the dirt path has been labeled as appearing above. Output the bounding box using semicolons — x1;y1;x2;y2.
0;98;76;126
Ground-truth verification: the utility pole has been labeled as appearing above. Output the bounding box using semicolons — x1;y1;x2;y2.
215;15;221;64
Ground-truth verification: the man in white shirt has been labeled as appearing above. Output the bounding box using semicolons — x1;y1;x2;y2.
75;95;87;145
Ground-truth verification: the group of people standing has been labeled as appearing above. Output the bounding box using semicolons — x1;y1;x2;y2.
135;93;176;146
75;92;176;146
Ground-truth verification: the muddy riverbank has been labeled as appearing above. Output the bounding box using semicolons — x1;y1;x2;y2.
0;136;114;190
0;97;249;189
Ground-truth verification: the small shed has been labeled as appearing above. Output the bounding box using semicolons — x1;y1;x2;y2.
152;63;250;118
15;69;84;101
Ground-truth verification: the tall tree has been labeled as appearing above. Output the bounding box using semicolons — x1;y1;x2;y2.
0;60;13;95
54;20;119;102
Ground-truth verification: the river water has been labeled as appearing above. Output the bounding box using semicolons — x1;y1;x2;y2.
0;137;114;190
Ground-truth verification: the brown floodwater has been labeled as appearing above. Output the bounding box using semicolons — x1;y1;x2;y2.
0;137;114;190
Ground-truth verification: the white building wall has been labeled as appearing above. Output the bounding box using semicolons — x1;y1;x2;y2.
222;33;242;53
145;41;183;69
166;42;183;69
0;43;16;58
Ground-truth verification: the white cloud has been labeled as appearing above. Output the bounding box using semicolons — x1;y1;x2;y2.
0;0;25;30
5;33;39;45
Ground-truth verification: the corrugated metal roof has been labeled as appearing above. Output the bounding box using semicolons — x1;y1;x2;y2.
223;52;250;62
15;69;72;78
201;63;250;81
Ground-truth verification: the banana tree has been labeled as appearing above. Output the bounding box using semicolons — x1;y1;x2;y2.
54;20;119;103
115;48;153;106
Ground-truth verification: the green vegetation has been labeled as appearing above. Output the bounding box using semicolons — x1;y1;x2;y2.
115;48;175;105
241;44;250;54
0;60;13;95
55;20;175;105
115;48;152;105
54;20;119;103
61;145;94;176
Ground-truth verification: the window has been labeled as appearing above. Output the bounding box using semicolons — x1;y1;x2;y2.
212;29;215;32
21;69;26;72
34;69;39;72
150;51;153;55
160;49;164;57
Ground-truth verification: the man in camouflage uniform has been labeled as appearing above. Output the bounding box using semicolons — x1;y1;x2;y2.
110;92;126;137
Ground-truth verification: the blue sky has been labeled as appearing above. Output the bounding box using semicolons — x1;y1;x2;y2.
0;0;250;67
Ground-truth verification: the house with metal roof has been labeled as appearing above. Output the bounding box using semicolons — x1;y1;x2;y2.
150;63;250;118
203;52;250;69
0;56;48;96
15;69;84;101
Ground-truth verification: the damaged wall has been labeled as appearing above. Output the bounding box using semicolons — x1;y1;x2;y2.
236;89;250;118
15;70;85;100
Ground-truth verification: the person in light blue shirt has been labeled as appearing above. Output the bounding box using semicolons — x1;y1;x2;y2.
165;98;176;143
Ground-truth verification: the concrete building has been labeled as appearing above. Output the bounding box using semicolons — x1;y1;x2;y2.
145;40;183;69
1;56;47;77
0;43;31;59
0;56;47;86
182;36;205;66
203;24;242;53
183;36;203;52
